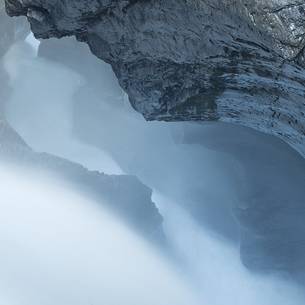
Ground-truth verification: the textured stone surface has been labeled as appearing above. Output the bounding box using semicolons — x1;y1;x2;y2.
5;0;305;157
3;0;305;274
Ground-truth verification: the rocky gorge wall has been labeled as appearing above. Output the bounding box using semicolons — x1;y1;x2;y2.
5;0;305;157
3;0;305;277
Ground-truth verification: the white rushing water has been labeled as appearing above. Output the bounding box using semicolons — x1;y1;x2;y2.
2;34;305;305
0;165;200;305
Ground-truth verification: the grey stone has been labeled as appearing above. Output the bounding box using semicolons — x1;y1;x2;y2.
5;0;305;157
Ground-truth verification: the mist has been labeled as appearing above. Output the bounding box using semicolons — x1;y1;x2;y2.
4;36;122;175
2;32;305;305
0;166;304;305
0;164;200;305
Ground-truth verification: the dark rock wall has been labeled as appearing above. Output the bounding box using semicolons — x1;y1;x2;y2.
5;0;305;157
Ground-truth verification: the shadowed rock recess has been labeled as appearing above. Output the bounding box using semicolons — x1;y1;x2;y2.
5;0;305;157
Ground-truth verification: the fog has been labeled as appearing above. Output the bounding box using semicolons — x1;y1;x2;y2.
4;35;122;175
0;165;200;305
2;33;305;304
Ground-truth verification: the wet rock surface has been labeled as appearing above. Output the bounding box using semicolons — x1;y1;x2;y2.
3;0;305;277
5;0;305;157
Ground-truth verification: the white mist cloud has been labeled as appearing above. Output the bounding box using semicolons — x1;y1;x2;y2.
3;39;122;175
0;165;201;305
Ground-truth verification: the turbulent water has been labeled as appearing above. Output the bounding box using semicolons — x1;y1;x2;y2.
1;34;305;305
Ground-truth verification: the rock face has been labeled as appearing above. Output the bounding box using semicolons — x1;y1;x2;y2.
179;122;305;274
4;0;305;275
5;0;305;157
